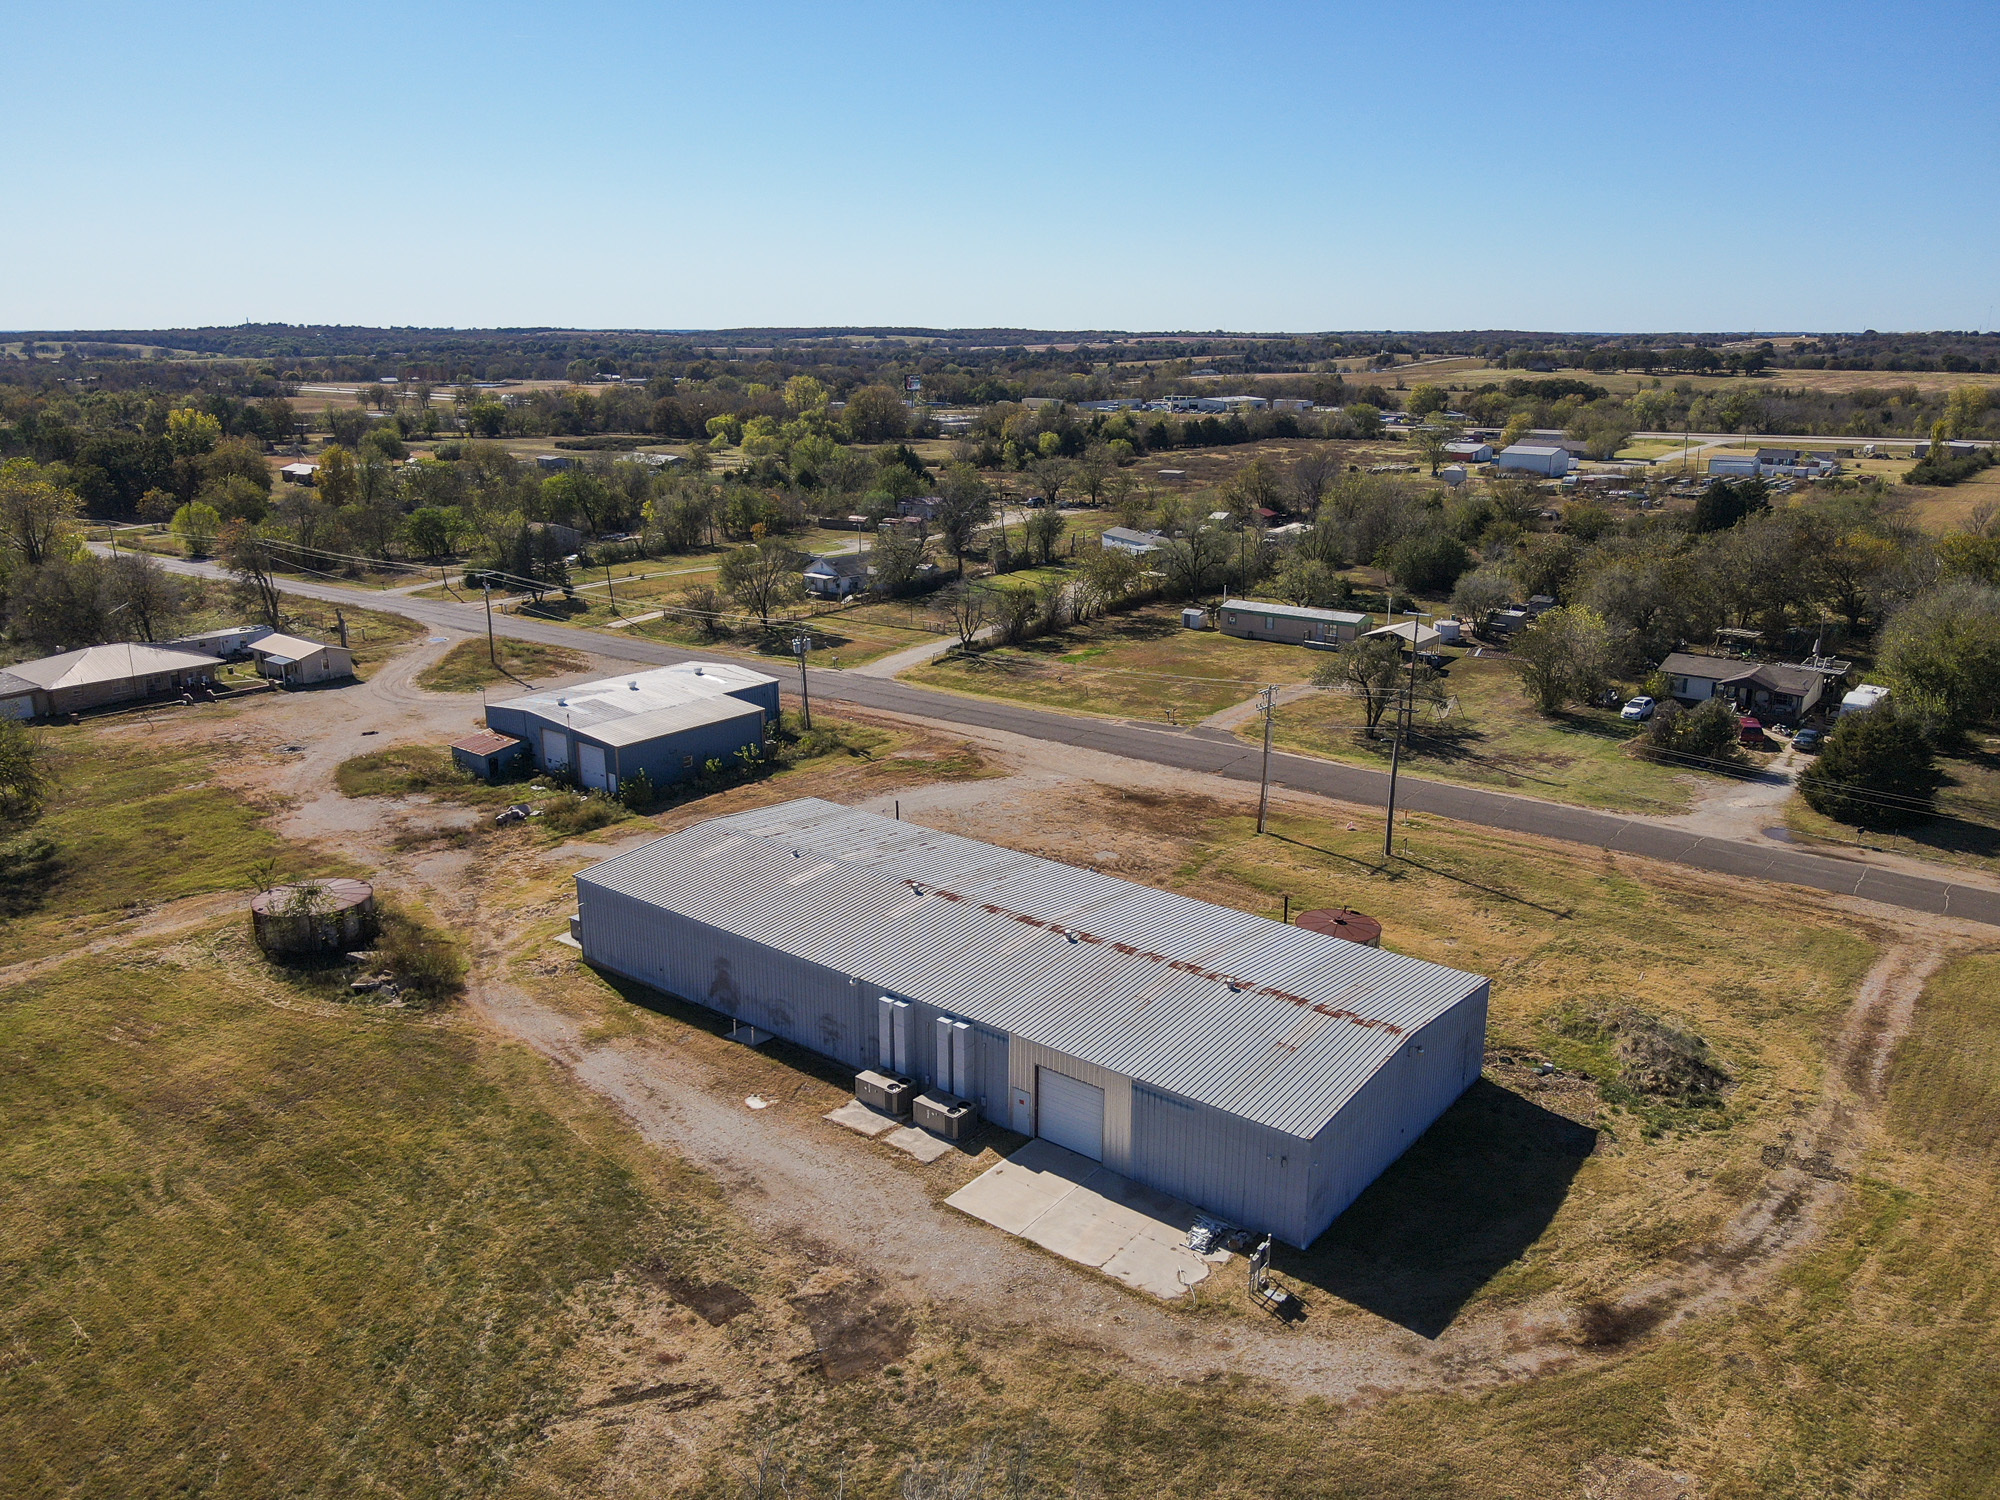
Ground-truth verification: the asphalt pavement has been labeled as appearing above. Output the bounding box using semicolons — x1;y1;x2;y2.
117;549;2000;930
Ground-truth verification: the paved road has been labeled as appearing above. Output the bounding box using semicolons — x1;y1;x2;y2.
122;550;2000;929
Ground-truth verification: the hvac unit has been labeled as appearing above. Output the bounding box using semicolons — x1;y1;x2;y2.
854;1069;916;1116
913;1090;974;1140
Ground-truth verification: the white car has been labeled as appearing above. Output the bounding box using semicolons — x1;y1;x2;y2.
1620;695;1657;722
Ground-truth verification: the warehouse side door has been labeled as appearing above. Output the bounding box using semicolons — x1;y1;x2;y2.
577;742;610;791
1036;1067;1104;1162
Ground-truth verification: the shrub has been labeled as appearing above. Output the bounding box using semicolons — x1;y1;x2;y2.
538;791;624;835
1641;695;1742;764
1798;707;1941;828
375;900;467;1006
617;770;654;811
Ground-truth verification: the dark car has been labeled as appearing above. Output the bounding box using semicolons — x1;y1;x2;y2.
1793;727;1824;754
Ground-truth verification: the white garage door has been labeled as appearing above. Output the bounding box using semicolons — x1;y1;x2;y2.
1036;1067;1104;1162
578;742;609;790
540;728;569;769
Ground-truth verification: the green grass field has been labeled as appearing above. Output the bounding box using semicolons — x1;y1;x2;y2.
1263;652;1703;814
417;637;592;693
903;605;1323;721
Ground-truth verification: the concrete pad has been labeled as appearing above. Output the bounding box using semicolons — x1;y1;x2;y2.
944;1156;1079;1234
1101;1237;1211;1298
1022;1191;1150;1265
885;1125;954;1163
1005;1137;1102;1185
946;1143;1218;1300
823;1100;899;1138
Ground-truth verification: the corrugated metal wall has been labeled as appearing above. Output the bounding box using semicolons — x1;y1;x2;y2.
1130;1081;1310;1242
1007;1037;1134;1172
1300;982;1491;1246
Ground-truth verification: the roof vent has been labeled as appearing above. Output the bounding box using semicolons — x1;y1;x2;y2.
556;697;567;707
1066;932;1080;944
693;666;705;675
629;680;639;690
907;880;924;894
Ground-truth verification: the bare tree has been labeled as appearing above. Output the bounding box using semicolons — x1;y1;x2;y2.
1311;635;1442;737
944;582;990;647
718;537;808;626
1157;520;1232;600
1289;445;1341;514
220;521;283;629
100;553;187;641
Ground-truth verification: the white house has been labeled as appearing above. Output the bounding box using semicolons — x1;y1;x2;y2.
1495;444;1571;477
803;552;872;598
249;634;355;686
1101;527;1169;556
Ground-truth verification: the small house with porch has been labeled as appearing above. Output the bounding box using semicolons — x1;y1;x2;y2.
1658;652;1827;727
804;551;872;598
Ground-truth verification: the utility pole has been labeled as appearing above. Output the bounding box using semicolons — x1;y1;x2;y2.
605;563;617;615
791;629;813;729
1256;684;1277;834
484;577;497;667
1383;613;1429;859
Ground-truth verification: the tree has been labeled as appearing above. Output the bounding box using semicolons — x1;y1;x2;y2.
1410;423;1457;476
678;582;729;640
1499;411;1535;449
1024;455;1073;508
404;506;468;561
314;445;359;510
0;717;55;819
944;582;990;647
1070;446;1115;507
168;501;222;558
1511;605;1613;713
1274;554;1345;609
99;553;185;642
7;555;108;652
1641;695;1741;764
1340;403;1382;438
869;527;928;596
718;537;809;625
1877;581;2000;734
1406;383;1449;419
1799;707;1941;828
1158;521;1231;600
0;459;81;567
1691;477;1768;533
931;463;992;576
164;407;221;457
784;375;829;415
220;521;284;629
1311;635;1439;738
1383;531;1469;597
841;385;909;442
1024;507;1066;565
1289;446;1341;513
1450;566;1514;622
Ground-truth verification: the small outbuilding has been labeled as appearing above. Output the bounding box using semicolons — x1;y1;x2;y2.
167;625;273;660
250;634;356;686
451;729;528;781
279;462;319;484
484;662;778;795
1101;526;1169;556
1495;444;1572;477
573;799;1490;1248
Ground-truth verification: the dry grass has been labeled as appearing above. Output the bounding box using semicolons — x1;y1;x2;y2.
417;636;591;692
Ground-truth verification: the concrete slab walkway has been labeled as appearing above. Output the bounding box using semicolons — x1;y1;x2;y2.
945;1139;1214;1299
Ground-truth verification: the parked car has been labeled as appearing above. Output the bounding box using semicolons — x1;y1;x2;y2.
1620;695;1656;722
1739;716;1767;747
1792;727;1824;754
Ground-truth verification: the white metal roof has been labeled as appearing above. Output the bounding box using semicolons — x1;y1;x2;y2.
1221;598;1370;626
577;798;1486;1139
492;662;776;737
250;633;346;660
578;695;764;748
3;642;221;690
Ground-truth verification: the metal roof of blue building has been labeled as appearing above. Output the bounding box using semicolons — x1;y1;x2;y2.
576;798;1487;1138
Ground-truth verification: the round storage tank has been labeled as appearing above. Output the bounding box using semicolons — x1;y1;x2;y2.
251;879;378;955
1294;907;1382;947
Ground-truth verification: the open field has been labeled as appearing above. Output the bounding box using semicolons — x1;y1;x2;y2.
1262;651;1706;815
903;605;1325;722
418;636;592;692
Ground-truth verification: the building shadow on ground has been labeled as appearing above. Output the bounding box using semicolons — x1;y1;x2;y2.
1277;1079;1597;1339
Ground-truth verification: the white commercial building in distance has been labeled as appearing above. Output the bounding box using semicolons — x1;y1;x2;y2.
572;799;1490;1247
1495;444;1572;477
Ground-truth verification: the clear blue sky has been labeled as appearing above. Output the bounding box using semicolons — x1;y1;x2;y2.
4;1;1994;333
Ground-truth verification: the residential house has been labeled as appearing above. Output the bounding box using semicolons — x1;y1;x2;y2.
1218;599;1369;648
249;634;355;686
1101;527;1169;556
0;642;222;718
804;551;872;599
1658;652;1827;727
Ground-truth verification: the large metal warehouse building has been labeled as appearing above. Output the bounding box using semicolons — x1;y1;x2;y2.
485;662;778;794
574;798;1489;1247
